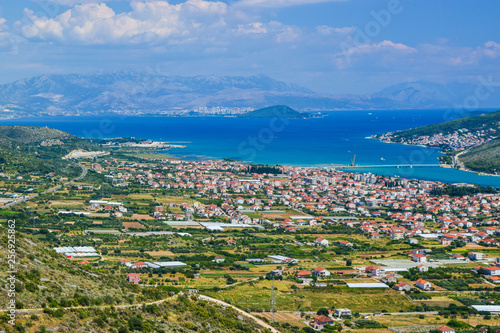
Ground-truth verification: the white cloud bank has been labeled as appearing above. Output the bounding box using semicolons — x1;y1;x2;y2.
18;1;229;44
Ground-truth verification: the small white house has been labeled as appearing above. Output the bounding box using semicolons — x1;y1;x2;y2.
314;266;331;278
468;252;484;261
334;308;352;317
416;278;432;291
315;237;329;246
412;253;427;263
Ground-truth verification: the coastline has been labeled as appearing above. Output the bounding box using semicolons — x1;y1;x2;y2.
371;136;500;177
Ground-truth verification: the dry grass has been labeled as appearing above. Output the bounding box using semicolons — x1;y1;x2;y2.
131;214;154;220
122;221;146;229
252;312;306;328
146;250;175;256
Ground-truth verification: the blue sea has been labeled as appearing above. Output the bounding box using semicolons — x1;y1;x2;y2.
3;109;500;187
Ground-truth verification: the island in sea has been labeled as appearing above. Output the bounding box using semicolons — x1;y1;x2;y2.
238;105;320;119
372;109;500;175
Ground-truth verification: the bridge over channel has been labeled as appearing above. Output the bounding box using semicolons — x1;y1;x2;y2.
333;164;441;169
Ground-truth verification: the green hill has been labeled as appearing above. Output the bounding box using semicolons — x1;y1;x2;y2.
0;229;270;333
0;126;97;177
239;105;312;119
380;110;500;140
376;110;500;174
459;139;500;174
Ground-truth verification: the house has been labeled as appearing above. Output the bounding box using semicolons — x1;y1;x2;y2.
436;325;455;333
417;264;428;272
314;266;331;278
450;254;465;260
416;278;432;291
126;273;141;284
78;260;90;265
212;255;225;263
227;240;236;245
468;252;484;261
120;259;131;265
365;265;382;276
91;163;103;171
334;308;352;317
130;261;148;269
339;240;353;247
412;253;427;263
382;274;398;283
312;315;334;329
488;276;500;283
485;267;500;276
267;270;282;277
296;270;312;279
393;282;411;291
408;238;419;244
315;237;329;246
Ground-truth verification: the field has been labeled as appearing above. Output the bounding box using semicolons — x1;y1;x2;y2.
206;280;415;313
252;312;306;328
122;221;146;229
414;296;462;307
131;214;155;220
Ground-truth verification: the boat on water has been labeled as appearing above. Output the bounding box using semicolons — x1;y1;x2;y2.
380;157;385;161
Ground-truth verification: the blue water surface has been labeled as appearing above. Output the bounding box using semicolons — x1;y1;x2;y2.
3;109;500;187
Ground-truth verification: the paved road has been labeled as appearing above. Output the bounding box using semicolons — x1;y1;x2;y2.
1;163;87;209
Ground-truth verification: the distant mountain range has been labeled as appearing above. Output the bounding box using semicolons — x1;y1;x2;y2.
0;71;499;117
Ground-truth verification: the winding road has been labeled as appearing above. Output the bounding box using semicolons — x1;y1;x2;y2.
1;163;87;209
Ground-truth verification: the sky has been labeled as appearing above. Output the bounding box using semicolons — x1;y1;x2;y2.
0;0;499;94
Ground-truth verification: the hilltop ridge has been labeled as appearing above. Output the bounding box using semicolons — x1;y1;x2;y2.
0;126;96;177
2;72;500;117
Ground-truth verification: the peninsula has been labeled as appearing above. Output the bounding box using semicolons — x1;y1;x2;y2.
373;110;500;175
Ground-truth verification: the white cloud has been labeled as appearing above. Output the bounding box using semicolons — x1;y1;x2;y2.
237;22;267;34
17;0;308;46
0;17;11;48
335;40;417;69
483;41;500;58
316;25;354;35
33;0;124;6
18;1;229;44
340;40;416;58
237;0;346;8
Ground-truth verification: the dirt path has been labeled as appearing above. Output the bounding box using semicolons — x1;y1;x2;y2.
5;294;281;332
197;295;281;333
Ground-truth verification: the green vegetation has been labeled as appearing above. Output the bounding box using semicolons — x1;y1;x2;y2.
430;185;497;196
247;164;283;175
239;105;313;119
377;109;500;174
384;109;500;140
460;139;500;174
0;126;96;177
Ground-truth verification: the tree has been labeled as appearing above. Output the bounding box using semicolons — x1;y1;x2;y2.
128;315;144;331
317;307;329;316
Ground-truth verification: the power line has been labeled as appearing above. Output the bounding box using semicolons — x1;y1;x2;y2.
271;274;276;324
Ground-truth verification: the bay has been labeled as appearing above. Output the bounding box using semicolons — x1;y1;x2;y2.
3;109;500;187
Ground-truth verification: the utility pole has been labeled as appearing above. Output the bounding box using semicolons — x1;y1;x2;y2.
30;204;34;228
271;274;276;324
